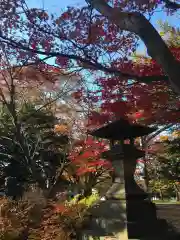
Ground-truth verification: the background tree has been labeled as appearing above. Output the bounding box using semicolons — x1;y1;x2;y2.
0;56;84;199
147;131;180;200
77;20;180;128
157;136;180;200
0;102;70;199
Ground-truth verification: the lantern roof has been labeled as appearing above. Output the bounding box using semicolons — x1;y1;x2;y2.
90;118;156;140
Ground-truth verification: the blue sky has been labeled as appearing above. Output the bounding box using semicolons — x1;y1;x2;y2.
27;0;85;12
27;0;179;27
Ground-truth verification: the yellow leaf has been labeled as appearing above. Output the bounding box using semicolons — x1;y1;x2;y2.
159;135;169;141
172;130;180;137
159;31;164;36
54;124;69;134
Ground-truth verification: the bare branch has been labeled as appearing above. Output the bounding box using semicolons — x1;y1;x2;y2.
163;0;180;10
145;123;175;144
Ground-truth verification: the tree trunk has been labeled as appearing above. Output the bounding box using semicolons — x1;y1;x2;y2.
176;191;180;201
159;189;163;201
175;185;180;201
173;184;180;201
88;0;180;94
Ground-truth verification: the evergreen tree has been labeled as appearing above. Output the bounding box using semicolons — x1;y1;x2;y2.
159;136;180;200
0;103;69;199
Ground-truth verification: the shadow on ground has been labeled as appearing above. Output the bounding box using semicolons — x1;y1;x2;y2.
81;200;180;240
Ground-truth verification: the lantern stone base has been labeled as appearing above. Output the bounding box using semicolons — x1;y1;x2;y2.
126;199;158;238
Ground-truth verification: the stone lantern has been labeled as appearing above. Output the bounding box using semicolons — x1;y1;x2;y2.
90;118;157;239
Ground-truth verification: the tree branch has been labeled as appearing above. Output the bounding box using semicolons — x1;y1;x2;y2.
0;34;169;84
163;0;180;10
86;0;180;94
145;123;175;144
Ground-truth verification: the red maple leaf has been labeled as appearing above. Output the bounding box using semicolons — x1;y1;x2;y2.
54;204;67;213
55;57;69;67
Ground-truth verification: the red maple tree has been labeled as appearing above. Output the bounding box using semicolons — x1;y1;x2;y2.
72;45;180;128
67;136;113;196
0;0;180;93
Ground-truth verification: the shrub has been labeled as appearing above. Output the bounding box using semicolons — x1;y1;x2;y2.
0;189;99;239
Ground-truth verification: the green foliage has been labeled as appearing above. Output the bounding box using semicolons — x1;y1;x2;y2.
158;20;180;47
149;179;175;197
69;192;99;207
158;137;180;182
149;136;180;199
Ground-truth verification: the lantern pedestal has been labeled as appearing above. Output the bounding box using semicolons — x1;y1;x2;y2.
87;119;171;239
122;144;157;238
104;146;128;239
103;143;164;239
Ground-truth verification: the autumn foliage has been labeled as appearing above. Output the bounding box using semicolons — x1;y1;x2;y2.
0;0;180;238
69;136;112;176
0;0;179;128
73;46;180;128
0;188;98;240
